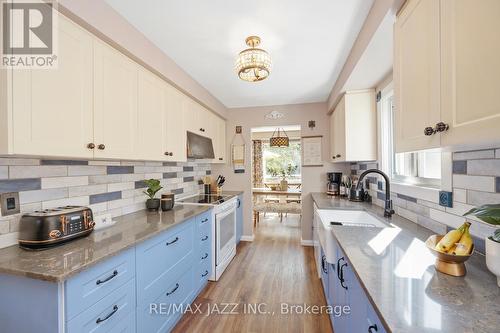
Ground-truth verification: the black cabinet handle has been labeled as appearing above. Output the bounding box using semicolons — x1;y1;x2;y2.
336;154;341;158
199;128;205;132
368;324;378;332
166;283;179;296
340;263;348;290
87;143;95;149
332;156;336;159
424;127;435;136
96;305;118;324
201;253;208;260
337;257;345;280
97;144;105;150
321;255;328;274
237;199;241;208
435;122;449;133
201;235;208;241
96;270;118;285
218;157;223;161
166;237;179;246
164;152;173;156
201;218;209;223
202;270;209;277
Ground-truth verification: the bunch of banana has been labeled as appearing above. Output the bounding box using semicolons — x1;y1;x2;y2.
435;222;473;255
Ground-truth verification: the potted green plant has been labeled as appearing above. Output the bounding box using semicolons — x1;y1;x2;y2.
143;179;163;211
464;204;500;287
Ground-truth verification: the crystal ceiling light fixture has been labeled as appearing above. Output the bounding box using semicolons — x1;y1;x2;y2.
235;36;272;82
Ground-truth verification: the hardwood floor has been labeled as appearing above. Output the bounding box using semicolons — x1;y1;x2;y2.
173;214;333;333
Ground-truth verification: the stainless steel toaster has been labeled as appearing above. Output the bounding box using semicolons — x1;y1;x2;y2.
18;206;94;250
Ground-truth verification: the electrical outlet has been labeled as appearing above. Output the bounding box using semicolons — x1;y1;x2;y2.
93;213;115;230
0;192;20;216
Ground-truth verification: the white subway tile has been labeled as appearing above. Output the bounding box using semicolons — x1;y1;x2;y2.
107;182;134;192
417;199;445;211
0;232;19;249
42;196;89;209
122;203;144;215
68;165;106;176
453;189;467;203
0;166;7;179
121;174;144;182
453;149;495;160
69;184;107;197
19;188;68;204
145;173;162;179
41;176;88;189
0;219;10;234
89;174;122;184
145;161;163;166
88;160;121;166
20;202;42;213
107;198;134;210
452;174;495;192
496;149;500;158
396;206;418;223
467;190;500;206
429;208;465;229
88;202;108;214
0;158;39;166
121;161;145;166
9;166;67;179
445;201;475;217
467;159;500;176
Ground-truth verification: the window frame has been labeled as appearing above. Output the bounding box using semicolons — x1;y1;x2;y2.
261;139;302;182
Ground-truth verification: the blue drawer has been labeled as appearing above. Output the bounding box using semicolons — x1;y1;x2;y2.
196;259;211;291
137;266;194;333
136;220;195;306
65;248;135;320
66;278;135;333
196;211;211;232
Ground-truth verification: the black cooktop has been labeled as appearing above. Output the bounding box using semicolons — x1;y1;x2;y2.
180;194;229;205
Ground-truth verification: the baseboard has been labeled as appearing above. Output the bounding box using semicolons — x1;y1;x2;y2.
300;239;314;246
239;235;255;242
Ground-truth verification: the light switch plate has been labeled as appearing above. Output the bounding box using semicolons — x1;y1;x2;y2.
93;213;115;230
0;192;20;216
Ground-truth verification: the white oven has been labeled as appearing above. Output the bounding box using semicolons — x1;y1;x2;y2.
212;198;237;281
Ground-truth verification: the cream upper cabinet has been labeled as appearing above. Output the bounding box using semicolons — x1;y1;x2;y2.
213;117;226;163
184;99;202;135
330;90;377;163
136;67;165;161
93;40;138;160
8;15;94;158
163;85;187;162
394;0;441;153
440;0;500;146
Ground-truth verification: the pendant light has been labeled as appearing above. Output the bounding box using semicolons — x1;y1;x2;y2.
235;36;272;82
270;128;289;147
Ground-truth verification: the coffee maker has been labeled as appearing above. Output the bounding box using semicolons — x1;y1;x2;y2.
327;172;342;196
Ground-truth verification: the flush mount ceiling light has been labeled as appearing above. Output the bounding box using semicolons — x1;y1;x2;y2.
270;128;289;147
235;36;271;82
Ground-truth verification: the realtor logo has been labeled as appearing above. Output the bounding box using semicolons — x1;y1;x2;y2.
1;0;58;68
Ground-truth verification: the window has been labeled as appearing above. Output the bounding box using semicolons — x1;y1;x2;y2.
379;87;441;187
262;140;301;182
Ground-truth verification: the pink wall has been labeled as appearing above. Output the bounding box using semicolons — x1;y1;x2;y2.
58;0;227;118
212;103;348;242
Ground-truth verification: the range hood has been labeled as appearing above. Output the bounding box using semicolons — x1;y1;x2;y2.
187;131;215;159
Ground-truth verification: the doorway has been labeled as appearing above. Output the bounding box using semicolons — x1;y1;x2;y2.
250;125;302;237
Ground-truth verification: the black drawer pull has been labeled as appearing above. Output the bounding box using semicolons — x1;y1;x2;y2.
166;283;179;296
202;270;209;277
368;324;378;332
201;253;208;260
96;305;118;324
201;218;209;223
96;270;118;285
201;235;209;241
166;237;179;246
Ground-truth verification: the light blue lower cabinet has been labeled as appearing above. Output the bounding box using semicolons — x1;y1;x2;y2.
236;194;243;244
320;242;386;333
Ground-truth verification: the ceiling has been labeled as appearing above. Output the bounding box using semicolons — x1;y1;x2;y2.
105;0;374;108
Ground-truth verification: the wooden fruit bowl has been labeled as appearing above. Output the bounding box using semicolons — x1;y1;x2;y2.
425;235;474;277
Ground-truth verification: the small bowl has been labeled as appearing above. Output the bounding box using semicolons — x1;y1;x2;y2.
425;235;474;277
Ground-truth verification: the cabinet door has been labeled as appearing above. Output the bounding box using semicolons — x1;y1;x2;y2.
394;0;441;153
214;117;226;163
11;15;93;158
333;100;346;162
183;99;202;135
441;0;500;146
329;112;336;162
136;68;164;161
164;86;187;162
93;40;138;159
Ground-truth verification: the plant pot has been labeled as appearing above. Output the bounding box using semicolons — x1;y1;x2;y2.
280;179;288;191
485;237;500;287
146;198;160;211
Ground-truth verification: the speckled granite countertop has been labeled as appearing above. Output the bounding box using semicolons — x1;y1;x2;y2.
0;205;211;282
312;193;500;333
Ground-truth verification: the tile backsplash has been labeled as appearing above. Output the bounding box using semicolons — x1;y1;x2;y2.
350;148;500;254
0;157;210;247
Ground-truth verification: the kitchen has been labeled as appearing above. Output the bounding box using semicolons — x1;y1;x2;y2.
0;0;499;332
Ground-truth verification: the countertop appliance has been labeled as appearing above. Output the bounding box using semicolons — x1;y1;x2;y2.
327;172;342;196
18;206;94;250
178;194;238;281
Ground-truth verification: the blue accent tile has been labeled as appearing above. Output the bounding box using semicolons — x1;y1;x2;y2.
397;193;417;203
183;166;194;172
439;191;453;208
496;177;500;193
41;159;88;165
183;176;194;182
0;178;41;193
377;191;386;201
135;180;146;189
472;236;486;255
89;191;122;204
163;162;177;166
452;160;467;174
359;164;367;170
107;166;134;174
377;181;383;191
163;172;177;179
206;170;211;175
172;188;184;195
